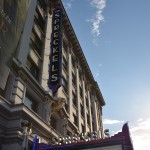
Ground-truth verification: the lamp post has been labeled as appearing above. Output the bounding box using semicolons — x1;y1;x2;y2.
21;120;32;150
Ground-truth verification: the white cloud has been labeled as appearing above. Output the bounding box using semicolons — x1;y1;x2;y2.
137;118;143;122
130;118;150;150
94;64;102;78
103;119;124;125
98;63;102;67
87;0;106;37
103;118;150;149
62;0;74;9
95;72;100;77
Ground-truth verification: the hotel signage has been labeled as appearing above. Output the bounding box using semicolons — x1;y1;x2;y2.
48;6;62;93
36;123;134;150
52;131;100;145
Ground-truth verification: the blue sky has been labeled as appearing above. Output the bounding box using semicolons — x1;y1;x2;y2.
62;0;150;149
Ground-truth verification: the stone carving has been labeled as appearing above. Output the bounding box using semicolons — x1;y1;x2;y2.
45;97;66;123
51;97;66;112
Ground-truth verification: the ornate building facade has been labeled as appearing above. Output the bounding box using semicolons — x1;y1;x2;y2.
0;0;105;149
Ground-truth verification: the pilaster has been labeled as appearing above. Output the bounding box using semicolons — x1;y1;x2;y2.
41;9;53;91
87;90;93;131
76;66;81;132
91;95;99;131
68;49;72;117
99;106;104;138
10;77;26;104
17;0;37;66
82;80;87;132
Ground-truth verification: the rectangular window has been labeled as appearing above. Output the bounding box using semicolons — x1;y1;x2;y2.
24;94;38;112
80;104;84;117
63;56;68;71
26;57;39;80
30;31;43;56
36;0;47;21
65;103;68;112
63;42;68;54
34;11;45;33
81;124;85;133
91;106;93;115
65;98;69;113
29;39;41;57
34;16;45;34
38;0;47;9
62;77;68;94
86;97;89;108
92;121;95;130
87;114;90;126
72;56;76;68
72;91;77;106
34;9;45;30
72;72;76;86
79;86;83;98
33;22;43;41
79;69;82;81
37;0;46;18
73;114;78;126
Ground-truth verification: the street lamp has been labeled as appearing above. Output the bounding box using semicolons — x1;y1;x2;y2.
21;120;32;150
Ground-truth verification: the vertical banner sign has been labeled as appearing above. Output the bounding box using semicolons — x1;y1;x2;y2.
48;6;62;93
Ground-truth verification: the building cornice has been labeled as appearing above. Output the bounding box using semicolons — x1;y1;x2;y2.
59;0;105;106
49;0;105;106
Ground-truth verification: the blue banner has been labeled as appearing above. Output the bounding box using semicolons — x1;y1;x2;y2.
48;6;62;93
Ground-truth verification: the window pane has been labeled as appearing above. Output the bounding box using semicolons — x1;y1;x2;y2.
24;95;37;112
72;72;76;86
63;56;68;71
62;77;68;94
72;91;77;106
26;57;39;80
80;86;83;98
80;104;84;117
73;114;77;126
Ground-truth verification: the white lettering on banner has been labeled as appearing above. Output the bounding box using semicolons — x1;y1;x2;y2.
54;19;59;24
52;55;58;62
48;7;62;93
52;47;59;53
52;65;58;72
54;25;59;31
54;32;59;38
55;12;60;18
53;39;59;45
51;74;58;82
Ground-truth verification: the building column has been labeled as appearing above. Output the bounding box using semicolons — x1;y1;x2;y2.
99;106;104;138
41;10;53;91
82;80;87;132
10;77;26;104
76;66;81;132
68;49;72;117
44;96;53;124
92;96;99;131
87;90;93;131
17;0;37;66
